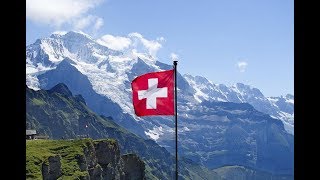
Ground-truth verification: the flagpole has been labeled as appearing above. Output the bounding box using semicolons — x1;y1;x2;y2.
173;60;178;180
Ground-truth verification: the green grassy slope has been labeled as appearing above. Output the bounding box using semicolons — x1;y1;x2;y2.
27;139;116;179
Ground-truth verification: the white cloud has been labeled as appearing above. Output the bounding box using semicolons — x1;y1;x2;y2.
128;32;143;39
157;37;166;42
94;18;104;31
73;15;103;31
73;15;96;30
97;32;165;59
237;61;248;72
97;35;132;51
128;32;163;58
170;53;179;61
27;0;103;30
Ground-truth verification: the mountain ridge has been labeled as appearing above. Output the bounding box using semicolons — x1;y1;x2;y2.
26;30;293;135
183;74;294;134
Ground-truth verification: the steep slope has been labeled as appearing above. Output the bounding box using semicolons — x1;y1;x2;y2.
26;84;218;179
36;58;147;138
158;100;294;175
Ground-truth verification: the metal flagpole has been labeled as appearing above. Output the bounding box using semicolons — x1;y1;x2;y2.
173;60;178;180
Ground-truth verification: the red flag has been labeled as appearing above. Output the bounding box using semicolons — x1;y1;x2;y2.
131;70;174;116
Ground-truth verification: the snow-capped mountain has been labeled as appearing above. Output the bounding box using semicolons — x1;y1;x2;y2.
27;31;163;114
183;74;294;134
26;31;294;134
26;31;293;174
26;31;294;135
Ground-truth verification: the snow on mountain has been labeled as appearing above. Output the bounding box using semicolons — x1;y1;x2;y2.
183;74;294;134
26;31;161;119
26;31;294;140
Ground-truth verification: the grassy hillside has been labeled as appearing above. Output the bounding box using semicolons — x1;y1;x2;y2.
26;139;117;179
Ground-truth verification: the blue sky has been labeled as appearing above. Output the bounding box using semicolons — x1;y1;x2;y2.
26;0;293;97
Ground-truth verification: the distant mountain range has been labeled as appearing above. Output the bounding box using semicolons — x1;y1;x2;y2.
26;31;294;177
183;75;294;134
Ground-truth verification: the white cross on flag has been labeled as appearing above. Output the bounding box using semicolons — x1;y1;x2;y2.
131;70;174;116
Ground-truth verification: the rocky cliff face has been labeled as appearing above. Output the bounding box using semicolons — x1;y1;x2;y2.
42;155;62;180
26;139;145;180
122;154;146;180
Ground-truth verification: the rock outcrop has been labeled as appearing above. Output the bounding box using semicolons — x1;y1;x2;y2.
122;154;145;180
41;155;62;180
35;139;145;180
94;140;124;179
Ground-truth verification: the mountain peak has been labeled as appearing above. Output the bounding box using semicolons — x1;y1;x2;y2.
49;83;73;97
285;94;294;99
66;30;92;38
51;31;68;36
235;82;246;87
50;30;92;38
233;83;264;97
183;74;210;84
48;30;93;44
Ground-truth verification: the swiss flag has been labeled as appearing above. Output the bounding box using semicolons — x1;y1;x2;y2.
131;70;174;116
